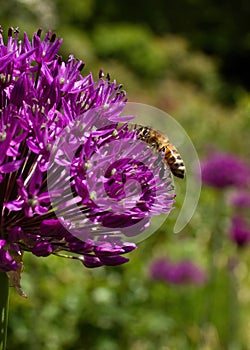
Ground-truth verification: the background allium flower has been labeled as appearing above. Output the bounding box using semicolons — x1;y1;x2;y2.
228;191;250;208
0;27;175;287
201;152;249;189
230;216;250;248
150;257;207;285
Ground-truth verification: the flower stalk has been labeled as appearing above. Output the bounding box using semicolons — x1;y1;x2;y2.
0;272;9;350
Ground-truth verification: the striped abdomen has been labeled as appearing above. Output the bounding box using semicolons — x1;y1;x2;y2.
136;126;185;179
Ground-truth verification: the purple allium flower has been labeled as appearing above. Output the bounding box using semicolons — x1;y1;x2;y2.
0;27;175;286
228;191;250;208
150;257;207;285
201;152;249;189
230;216;250;248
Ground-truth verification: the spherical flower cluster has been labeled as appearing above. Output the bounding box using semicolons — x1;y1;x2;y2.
219;155;250;248
229;216;250;248
201;152;249;189
202;150;250;249
229;189;250;248
0;27;175;286
149;257;207;285
228;191;250;208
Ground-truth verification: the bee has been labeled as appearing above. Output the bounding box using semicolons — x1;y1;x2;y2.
136;126;185;179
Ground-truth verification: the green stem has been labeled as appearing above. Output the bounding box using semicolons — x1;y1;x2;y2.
227;258;239;350
0;272;9;350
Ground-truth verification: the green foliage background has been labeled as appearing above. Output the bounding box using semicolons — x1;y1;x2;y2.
2;1;250;349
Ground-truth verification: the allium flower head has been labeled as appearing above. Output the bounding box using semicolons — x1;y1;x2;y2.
150;257;207;285
0;27;175;290
201;152;249;189
230;216;250;248
228;191;250;208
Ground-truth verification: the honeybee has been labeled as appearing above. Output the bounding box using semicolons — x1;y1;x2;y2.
136;126;186;179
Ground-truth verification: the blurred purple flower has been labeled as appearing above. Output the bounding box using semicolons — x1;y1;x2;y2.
150;257;207;285
230;216;250;248
228;191;250;208
0;27;175;282
201;152;249;189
